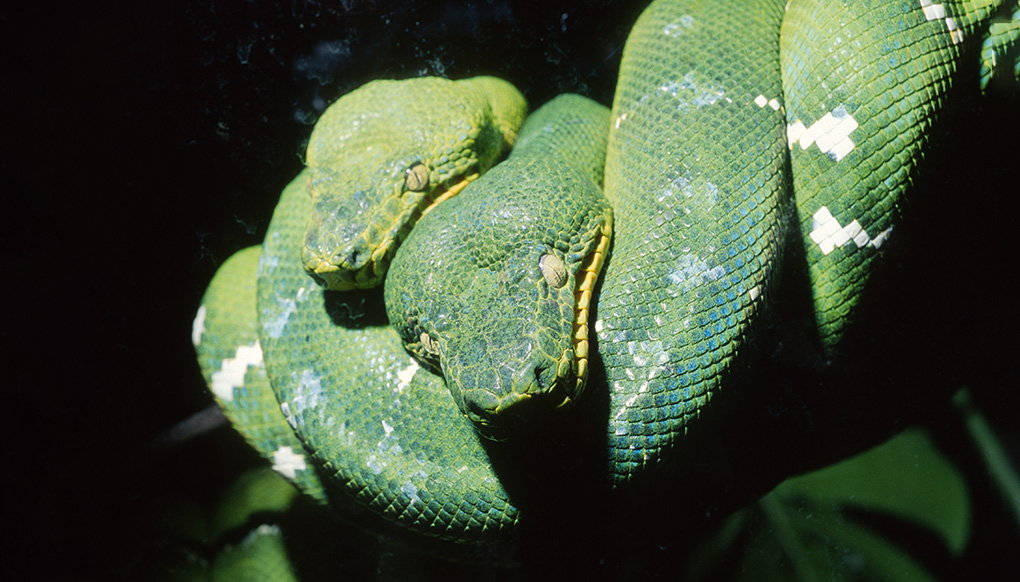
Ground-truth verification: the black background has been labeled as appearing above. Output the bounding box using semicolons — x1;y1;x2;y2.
3;1;1018;579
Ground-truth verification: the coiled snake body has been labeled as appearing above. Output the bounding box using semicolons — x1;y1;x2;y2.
193;0;1018;556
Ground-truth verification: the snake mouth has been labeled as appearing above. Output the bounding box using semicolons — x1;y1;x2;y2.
466;388;574;441
304;175;477;291
306;259;358;290
303;240;392;290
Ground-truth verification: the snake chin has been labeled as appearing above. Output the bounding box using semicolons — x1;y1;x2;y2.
455;359;582;442
302;236;381;290
463;381;579;442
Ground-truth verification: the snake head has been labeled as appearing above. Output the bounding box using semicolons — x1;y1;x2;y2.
384;156;612;440
302;152;467;290
301;77;526;290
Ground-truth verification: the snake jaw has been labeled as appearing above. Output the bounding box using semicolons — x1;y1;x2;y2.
426;324;583;441
302;242;384;290
303;173;480;291
462;374;577;442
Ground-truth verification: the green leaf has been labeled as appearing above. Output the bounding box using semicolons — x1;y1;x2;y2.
688;428;970;581
774;428;970;554
210;467;300;540
211;524;300;582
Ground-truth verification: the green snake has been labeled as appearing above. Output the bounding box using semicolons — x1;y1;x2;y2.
383;93;614;439
193;0;1019;558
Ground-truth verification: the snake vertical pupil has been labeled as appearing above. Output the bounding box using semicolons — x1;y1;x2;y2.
405;162;430;192
539;253;568;288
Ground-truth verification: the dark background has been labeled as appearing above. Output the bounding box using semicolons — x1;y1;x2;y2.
2;1;1017;579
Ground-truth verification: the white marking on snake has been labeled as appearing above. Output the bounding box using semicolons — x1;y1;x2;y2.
810;207;849;255
919;1;964;43
367;421;404;475
401;481;421;505
754;95;782;111
366;454;384;475
704;181;720;203
289;369;324;417
191;305;206;346
920;0;945;20
668;254;726;292
749;286;761;302
272;445;307;479
281;402;296;429
396;359;419;393
659;72;726;108
263;296;297;338
787;105;858;161
871;227;893;249
616;395;640;421
256;524;280;536
210;341;263;402
945;17;962;44
258;245;280;274
787;120;807;145
810;207;892;255
663;15;694;37
247;525;281;544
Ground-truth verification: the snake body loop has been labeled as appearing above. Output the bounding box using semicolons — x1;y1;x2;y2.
597;0;790;477
194;0;1018;555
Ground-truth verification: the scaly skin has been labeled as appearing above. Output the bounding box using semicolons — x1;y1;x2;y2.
194;0;1019;562
193;245;327;503
303;77;526;290
597;0;789;478
384;95;613;439
782;0;1002;349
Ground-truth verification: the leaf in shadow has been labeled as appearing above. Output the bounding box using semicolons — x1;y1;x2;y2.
687;428;970;581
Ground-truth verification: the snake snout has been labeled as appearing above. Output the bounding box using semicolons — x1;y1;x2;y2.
302;237;381;290
457;355;577;440
336;238;371;270
463;388;565;442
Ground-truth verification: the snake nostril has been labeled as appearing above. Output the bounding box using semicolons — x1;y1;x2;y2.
343;239;370;268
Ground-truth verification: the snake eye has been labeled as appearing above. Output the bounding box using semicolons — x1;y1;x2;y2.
539;253;568;288
404;162;430;192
